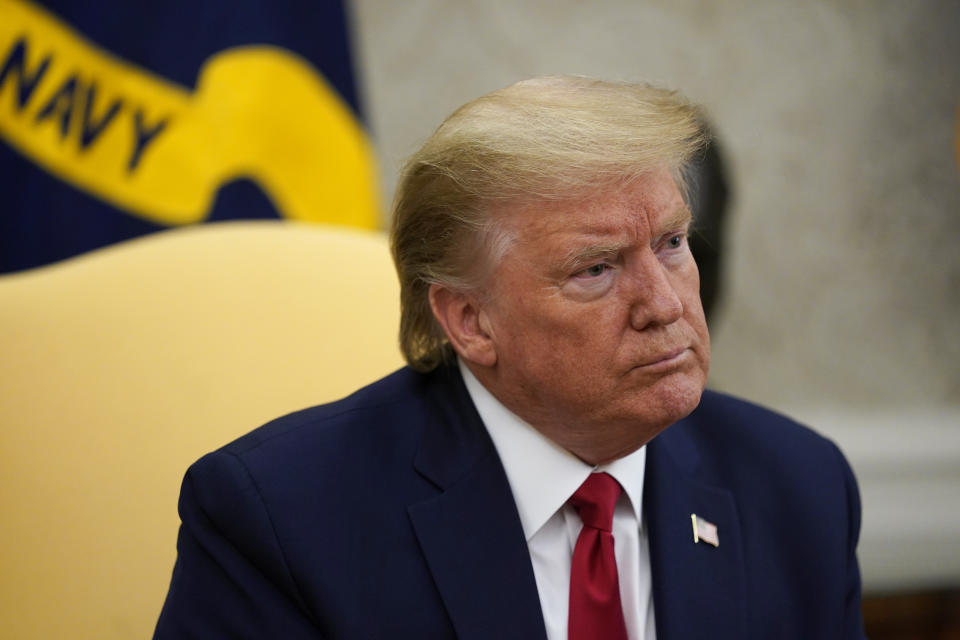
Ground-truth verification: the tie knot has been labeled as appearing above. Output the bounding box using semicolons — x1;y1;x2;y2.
569;472;621;532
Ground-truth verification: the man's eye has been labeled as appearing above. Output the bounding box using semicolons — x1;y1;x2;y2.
668;234;686;248
581;264;608;277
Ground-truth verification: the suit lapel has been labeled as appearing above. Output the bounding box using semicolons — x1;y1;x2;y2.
406;365;747;639
408;365;547;640
645;423;747;640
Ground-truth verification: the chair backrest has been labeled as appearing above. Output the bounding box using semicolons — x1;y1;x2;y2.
0;221;404;639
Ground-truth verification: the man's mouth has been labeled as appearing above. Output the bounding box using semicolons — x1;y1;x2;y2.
636;347;689;370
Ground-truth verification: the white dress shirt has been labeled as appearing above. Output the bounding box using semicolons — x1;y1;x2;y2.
459;360;657;640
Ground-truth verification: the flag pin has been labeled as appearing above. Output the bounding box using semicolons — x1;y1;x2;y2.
690;514;719;547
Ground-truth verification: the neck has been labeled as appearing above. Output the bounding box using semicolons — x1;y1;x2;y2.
463;360;662;465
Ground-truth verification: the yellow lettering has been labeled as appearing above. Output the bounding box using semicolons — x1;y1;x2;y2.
0;0;379;228
79;83;122;151
0;36;51;110
34;73;77;139
129;108;167;172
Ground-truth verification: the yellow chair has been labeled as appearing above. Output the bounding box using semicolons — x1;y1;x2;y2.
0;221;404;639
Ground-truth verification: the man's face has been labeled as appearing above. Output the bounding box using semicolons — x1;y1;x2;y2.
474;169;710;463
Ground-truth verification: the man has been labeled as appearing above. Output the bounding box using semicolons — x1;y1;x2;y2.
154;77;866;639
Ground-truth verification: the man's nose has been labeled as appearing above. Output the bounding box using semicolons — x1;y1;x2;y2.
627;252;684;330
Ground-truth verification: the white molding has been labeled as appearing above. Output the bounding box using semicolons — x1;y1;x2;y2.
785;407;960;592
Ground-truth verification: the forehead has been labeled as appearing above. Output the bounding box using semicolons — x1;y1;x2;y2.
497;171;689;244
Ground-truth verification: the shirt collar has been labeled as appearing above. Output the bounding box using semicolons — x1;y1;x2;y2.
458;359;647;541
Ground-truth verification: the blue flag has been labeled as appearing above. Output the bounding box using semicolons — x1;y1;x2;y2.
0;0;379;273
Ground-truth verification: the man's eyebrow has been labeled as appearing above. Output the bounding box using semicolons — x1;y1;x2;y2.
557;242;628;273
555;207;693;273
661;206;693;233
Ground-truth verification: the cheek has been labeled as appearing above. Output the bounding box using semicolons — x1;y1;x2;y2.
678;262;707;322
495;301;608;373
685;290;708;334
672;263;710;361
683;290;711;370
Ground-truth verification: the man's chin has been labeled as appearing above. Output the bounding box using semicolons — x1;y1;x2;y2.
638;373;706;428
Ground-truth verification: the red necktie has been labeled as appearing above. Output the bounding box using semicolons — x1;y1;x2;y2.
568;472;629;640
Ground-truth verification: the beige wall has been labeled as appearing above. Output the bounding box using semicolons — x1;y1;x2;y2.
350;0;960;591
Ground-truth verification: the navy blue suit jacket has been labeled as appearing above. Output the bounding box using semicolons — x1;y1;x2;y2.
154;365;866;638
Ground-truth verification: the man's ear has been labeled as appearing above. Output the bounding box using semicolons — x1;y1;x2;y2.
428;283;497;367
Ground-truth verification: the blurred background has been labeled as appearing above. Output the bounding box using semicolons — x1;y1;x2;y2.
2;0;958;637
352;4;960;632
353;0;960;624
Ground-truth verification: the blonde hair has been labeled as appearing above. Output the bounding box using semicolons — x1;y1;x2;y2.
390;75;706;372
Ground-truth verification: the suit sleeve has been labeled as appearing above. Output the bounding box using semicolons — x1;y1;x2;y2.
153;451;324;639
830;440;868;640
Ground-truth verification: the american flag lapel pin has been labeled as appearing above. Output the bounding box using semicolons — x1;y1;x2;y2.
690;513;719;547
